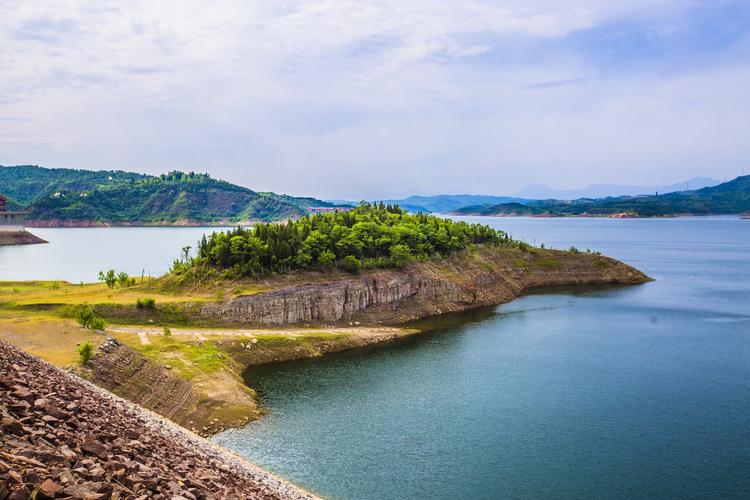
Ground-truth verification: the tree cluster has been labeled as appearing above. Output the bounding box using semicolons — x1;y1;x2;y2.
175;203;516;278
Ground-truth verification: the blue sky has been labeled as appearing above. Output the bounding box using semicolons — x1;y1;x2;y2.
1;0;749;198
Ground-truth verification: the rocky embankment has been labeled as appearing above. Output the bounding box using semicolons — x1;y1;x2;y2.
0;231;47;246
0;340;313;499
199;247;650;326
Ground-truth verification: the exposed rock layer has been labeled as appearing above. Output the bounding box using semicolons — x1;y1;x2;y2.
199;248;650;326
89;338;199;426
0;340;313;499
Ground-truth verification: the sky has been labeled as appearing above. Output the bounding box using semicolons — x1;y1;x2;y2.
1;1;749;199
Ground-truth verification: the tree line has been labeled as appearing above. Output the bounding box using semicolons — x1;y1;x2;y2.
172;202;519;278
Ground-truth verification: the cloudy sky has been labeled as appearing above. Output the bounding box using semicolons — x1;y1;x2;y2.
2;1;749;198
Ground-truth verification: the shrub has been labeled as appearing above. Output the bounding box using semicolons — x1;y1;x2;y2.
98;269;117;288
569;246;580;254
117;272;131;287
163;326;172;337
78;342;93;365
389;244;413;268
318;250;336;268
537;257;560;270
341;255;361;273
136;297;156;310
73;304;108;331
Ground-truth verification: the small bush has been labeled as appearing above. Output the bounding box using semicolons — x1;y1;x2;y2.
117;272;131;287
99;269;117;288
73;304;108;331
163;326;172;337
569;246;580;254
78;342;93;365
537;257;560;270
341;255;361;273
136;297;156;310
389;244;413;268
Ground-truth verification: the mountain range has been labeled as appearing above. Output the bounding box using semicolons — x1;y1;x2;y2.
453;175;750;217
512;177;722;200
330;177;723;213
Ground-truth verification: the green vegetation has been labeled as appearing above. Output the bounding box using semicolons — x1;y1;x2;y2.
136;297;156;310
0;165;338;224
99;270;117;288
173;203;516;279
78;342;94;365
163;326;172;337
453;175;750;217
72;304;108;331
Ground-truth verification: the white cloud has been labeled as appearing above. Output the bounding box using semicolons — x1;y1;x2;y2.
0;0;747;197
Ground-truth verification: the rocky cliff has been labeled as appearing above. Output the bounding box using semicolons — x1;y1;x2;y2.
199;247;650;326
0;339;313;499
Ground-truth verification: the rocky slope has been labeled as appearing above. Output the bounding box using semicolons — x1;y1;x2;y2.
0;340;313;499
198;247;650;326
0;231;47;246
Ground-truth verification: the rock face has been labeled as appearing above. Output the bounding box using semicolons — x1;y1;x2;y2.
0;340;314;499
199;248;650;326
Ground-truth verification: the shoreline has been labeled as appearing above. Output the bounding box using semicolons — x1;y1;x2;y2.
0;246;651;436
23;213;749;228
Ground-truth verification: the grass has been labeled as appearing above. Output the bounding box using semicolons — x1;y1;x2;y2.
0;279;212;307
0;310;104;365
118;334;229;380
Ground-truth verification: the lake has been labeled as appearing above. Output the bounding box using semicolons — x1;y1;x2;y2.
2;218;748;498
212;216;750;499
0;227;226;282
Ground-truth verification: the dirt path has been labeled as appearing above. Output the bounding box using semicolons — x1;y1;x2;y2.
108;325;414;345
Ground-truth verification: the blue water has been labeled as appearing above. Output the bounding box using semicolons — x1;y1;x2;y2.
213;217;750;499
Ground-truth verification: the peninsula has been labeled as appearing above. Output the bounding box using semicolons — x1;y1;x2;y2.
0;204;650;438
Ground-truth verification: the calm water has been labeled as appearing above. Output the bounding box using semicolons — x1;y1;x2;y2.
212;216;750;499
0;227;227;282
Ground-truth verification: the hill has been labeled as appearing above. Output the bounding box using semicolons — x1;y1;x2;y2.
174;202;509;279
453;175;750;217
0;165;337;225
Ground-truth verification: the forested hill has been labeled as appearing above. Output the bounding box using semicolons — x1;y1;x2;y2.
452;175;750;217
0;165;337;225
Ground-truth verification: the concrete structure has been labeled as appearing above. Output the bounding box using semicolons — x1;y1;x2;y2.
0;194;27;232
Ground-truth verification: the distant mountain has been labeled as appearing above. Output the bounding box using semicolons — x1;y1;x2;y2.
514;177;722;200
0;165;338;225
454;175;750;217
327;194;530;214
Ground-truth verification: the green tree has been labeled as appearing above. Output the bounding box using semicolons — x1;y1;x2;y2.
341;255;361;273
318;250;336;268
98;269;117;288
117;271;131;287
78;342;93;365
389;244;413;268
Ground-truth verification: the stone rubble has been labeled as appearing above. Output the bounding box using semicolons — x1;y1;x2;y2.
0;340;315;500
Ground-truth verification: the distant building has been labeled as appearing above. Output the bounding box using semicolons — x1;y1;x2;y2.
0;194;28;233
